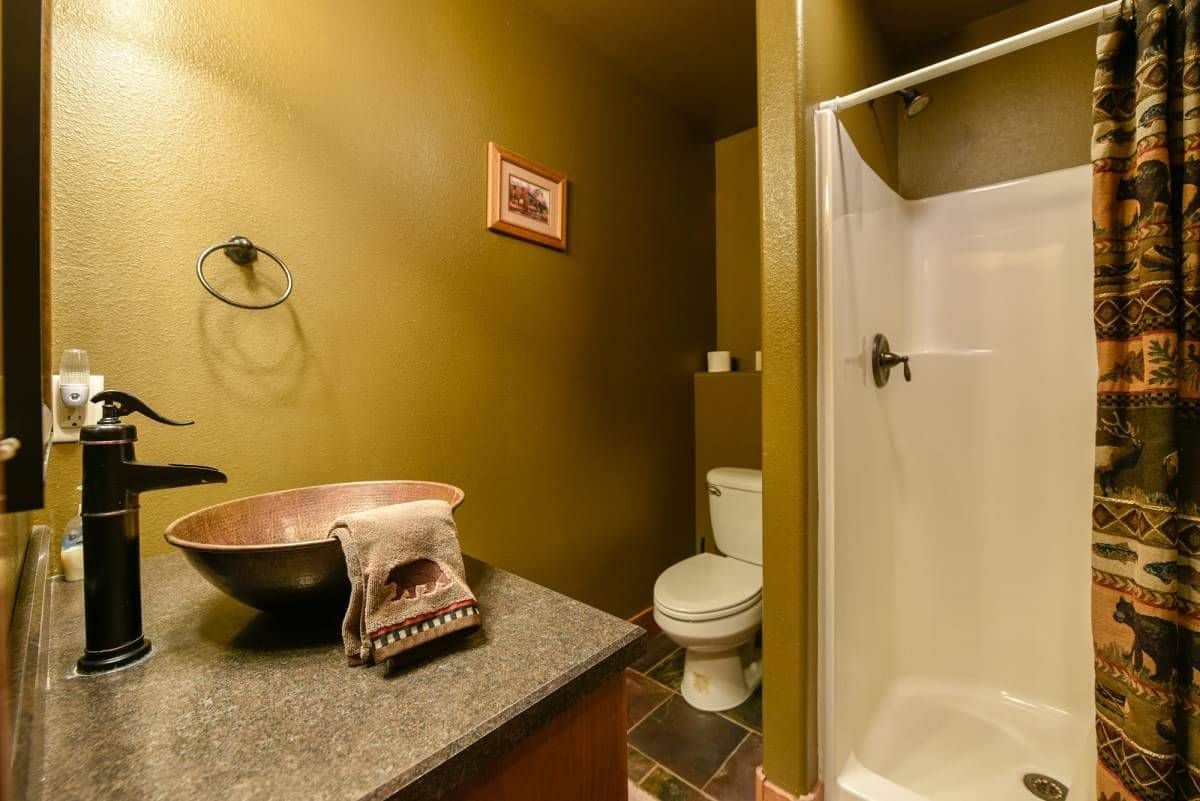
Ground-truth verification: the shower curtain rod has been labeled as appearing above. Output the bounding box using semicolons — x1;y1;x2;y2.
817;0;1127;113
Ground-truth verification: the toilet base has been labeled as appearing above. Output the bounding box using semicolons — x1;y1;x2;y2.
680;641;762;712
653;601;763;713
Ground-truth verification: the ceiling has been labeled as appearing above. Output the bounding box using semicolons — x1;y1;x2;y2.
526;0;1054;141
868;0;1028;55
527;0;757;141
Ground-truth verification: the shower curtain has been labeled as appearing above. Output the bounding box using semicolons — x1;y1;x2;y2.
1093;3;1200;799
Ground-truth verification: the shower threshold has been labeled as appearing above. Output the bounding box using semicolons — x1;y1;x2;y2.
833;679;1090;801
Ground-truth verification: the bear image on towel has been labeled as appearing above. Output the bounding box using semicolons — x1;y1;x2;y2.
330;500;481;666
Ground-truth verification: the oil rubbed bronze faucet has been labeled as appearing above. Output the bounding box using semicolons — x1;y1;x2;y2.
77;391;226;674
872;334;913;388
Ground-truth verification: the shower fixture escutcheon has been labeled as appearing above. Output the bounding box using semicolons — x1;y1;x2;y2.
872;334;911;387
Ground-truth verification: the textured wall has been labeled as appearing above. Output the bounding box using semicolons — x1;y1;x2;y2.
897;0;1095;198
758;0;897;793
715;128;761;368
42;0;715;618
693;372;760;553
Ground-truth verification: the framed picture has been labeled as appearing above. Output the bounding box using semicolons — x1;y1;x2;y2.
487;143;568;251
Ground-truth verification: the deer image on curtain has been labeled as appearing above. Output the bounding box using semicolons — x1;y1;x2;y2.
1093;2;1200;799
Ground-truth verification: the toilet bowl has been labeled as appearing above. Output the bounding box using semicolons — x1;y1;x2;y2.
653;467;762;712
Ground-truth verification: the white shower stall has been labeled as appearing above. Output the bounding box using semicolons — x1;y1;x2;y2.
815;111;1097;801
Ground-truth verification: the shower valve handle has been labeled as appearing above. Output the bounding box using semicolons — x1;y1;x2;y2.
881;352;911;380
872;334;912;387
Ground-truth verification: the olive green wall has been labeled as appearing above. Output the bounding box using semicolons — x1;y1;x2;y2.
716;128;761;368
697;129;762;556
758;0;897;794
41;0;715;619
898;0;1095;198
693;372;761;553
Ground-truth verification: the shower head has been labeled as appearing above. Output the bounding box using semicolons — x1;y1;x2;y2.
896;88;931;118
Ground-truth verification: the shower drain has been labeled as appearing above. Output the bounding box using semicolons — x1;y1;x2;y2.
1023;773;1068;800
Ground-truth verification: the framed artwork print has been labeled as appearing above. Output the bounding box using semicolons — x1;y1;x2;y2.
487;142;568;251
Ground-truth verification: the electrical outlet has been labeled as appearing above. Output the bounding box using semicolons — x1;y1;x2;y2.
51;374;105;443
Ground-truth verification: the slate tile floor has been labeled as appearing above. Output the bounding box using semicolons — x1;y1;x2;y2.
626;634;762;801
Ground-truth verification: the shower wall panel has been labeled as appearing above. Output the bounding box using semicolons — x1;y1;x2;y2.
816;111;1096;801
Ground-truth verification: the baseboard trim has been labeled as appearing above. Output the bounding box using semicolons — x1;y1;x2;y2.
627;607;660;637
756;768;822;801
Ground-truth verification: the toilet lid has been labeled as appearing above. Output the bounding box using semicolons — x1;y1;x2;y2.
654;553;762;620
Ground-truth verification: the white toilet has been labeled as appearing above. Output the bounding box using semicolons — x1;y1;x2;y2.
653;467;762;712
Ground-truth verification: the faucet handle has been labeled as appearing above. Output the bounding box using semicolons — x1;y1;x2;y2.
871;334;913;388
91;390;194;427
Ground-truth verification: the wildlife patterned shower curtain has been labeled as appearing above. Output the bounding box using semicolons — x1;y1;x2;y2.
1093;2;1200;799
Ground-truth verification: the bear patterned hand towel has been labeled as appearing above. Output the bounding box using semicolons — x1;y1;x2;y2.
330;499;480;666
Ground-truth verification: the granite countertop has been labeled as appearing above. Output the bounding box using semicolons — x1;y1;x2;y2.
27;550;643;801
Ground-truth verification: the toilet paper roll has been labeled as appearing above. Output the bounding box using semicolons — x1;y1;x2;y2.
707;351;731;373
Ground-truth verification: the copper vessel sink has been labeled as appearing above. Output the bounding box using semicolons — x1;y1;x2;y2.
164;481;465;614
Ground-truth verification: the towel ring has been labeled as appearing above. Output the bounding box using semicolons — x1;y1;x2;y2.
196;236;293;310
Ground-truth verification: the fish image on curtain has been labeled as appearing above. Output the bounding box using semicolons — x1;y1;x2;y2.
1092;2;1200;799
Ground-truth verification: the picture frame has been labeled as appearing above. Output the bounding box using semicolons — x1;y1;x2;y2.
487;142;568;251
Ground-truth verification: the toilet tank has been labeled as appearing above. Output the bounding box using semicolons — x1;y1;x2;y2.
707;467;762;565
